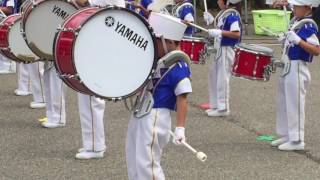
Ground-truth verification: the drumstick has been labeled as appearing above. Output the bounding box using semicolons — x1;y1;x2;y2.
169;131;207;162
184;21;208;32
0;9;7;18
257;25;280;37
203;0;208;12
283;6;289;30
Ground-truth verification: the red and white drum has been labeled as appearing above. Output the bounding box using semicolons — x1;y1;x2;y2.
0;14;39;63
232;43;274;81
180;36;206;64
54;6;157;100
21;0;78;60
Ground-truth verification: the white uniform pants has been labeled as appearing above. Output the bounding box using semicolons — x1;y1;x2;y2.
16;63;31;92
17;62;45;102
28;62;45;103
276;61;310;142
126;108;171;180
0;55;15;71
208;46;235;111
78;93;106;151
44;66;67;124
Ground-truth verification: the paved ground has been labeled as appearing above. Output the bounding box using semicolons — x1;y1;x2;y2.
1;36;320;180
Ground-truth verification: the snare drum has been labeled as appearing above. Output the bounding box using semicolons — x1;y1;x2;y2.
180;36;206;64
54;6;157;100
21;0;77;60
232;43;274;81
0;14;39;63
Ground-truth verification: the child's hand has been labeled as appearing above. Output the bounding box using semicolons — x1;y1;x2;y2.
208;29;222;38
203;12;214;26
173;127;185;145
286;31;301;45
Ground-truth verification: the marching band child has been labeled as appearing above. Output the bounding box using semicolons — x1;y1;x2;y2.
175;0;195;36
271;0;320;151
126;12;192;180
203;0;242;117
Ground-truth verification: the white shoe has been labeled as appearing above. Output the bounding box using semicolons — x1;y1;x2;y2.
207;109;230;117
0;69;14;74
278;141;305;151
270;137;288;147
75;150;105;159
78;147;106;153
41;122;65;128
205;108;217;113
14;89;32;96
30;102;46;109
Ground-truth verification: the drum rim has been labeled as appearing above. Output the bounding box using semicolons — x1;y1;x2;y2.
182;36;206;42
54;6;158;100
54;7;99;95
21;0;78;60
235;43;274;56
0;14;27;63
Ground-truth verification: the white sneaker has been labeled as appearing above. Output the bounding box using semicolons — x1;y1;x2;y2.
30;102;46;109
205;108;217;113
0;69;14;74
14;89;31;96
207;109;230;117
270;137;288;147
278;141;305;151
75;150;105;159
41;122;65;128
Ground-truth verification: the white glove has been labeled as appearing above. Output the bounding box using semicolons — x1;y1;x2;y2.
203;12;214;26
173;127;185;145
208;29;222;38
286;31;301;45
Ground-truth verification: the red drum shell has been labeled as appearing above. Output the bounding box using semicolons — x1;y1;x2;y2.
54;7;100;95
0;15;24;62
232;45;272;81
180;38;205;64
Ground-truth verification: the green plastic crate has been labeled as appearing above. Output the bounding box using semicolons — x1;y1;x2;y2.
252;9;291;35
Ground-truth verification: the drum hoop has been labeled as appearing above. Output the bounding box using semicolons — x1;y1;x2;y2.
21;0;78;61
59;6;158;100
235;44;273;57
182;36;205;42
0;14;27;63
53;7;99;95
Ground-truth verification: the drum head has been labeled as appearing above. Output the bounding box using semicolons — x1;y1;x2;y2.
23;0;77;59
73;7;156;99
236;43;274;56
9;17;39;62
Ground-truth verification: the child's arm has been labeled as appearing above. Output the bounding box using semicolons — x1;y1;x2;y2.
176;93;188;127
298;40;320;56
221;30;241;39
287;30;320;56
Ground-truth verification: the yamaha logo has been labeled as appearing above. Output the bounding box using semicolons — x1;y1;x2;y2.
105;16;115;27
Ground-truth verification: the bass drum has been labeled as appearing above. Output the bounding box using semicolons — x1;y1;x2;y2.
0;14;39;63
54;6;157;100
21;0;77;60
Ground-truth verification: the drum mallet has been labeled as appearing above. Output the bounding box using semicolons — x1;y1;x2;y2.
169;131;207;162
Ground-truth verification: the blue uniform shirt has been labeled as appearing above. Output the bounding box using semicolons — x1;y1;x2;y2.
176;1;194;36
153;61;191;111
220;12;242;47
139;0;152;18
288;20;319;62
126;0;135;11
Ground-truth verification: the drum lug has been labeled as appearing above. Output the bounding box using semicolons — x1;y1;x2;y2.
111;97;122;102
60;73;80;81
